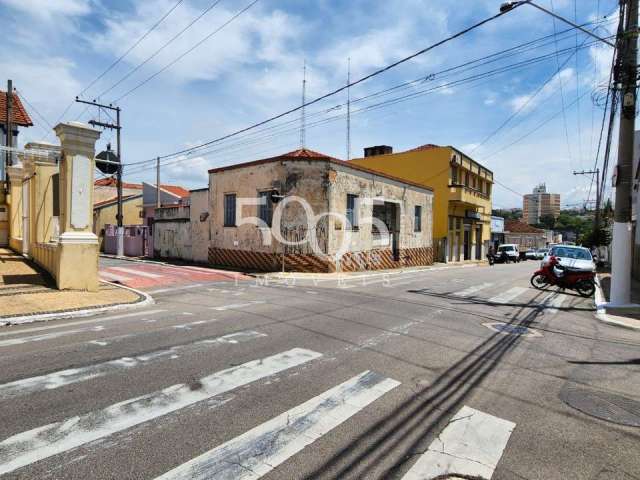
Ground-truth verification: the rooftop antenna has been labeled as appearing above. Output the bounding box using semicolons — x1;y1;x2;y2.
300;60;307;150
346;57;351;161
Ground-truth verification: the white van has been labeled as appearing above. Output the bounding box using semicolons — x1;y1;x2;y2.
496;244;520;263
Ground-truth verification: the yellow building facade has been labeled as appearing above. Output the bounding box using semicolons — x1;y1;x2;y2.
351;145;493;262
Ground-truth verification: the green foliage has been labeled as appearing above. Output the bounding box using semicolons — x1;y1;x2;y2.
491;209;522;221
537;214;556;230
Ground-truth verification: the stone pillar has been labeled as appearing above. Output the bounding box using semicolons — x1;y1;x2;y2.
54;122;101;291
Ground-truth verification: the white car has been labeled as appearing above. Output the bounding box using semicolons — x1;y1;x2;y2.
541;245;595;271
496;244;520;263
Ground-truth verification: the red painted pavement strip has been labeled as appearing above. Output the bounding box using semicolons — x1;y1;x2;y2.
99;263;249;290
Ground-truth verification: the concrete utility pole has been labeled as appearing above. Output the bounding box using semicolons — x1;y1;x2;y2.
611;0;638;305
76;98;124;256
156;156;161;209
573;169;601;232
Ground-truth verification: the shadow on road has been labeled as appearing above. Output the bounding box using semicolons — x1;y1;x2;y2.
302;294;543;479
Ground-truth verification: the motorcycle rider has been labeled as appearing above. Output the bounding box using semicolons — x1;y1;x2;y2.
487;245;495;266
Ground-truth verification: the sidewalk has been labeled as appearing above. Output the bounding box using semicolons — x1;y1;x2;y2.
0;248;147;323
595;271;640;330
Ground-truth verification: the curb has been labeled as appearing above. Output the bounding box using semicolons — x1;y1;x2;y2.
0;281;154;327
249;262;485;281
593;275;640;331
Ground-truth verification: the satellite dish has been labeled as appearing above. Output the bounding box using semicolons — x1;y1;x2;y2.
96;144;119;175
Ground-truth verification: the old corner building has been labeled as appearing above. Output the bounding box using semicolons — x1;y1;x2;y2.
351;144;493;263
208;148;434;273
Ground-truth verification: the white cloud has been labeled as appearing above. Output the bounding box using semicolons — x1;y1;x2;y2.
0;0;91;19
508;68;575;113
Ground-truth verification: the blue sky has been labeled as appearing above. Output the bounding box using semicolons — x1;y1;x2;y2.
1;0;618;208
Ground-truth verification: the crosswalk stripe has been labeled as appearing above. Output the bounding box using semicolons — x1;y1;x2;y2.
0;331;268;401
0;326;105;348
453;282;494;297
99;271;134;282
109;267;165;278
147;284;204;294
0;348;322;476
542;293;566;314
154;370;400;480
401;406;515;480
488;287;528;304
0;309;166;337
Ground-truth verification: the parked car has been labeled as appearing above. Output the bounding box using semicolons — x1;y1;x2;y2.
541;245;595;271
536;248;548;260
524;249;538;260
495;244;520;263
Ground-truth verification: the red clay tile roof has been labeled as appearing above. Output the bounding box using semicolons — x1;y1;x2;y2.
505;220;545;233
208;148;433;192
160;184;190;198
94;177;143;189
0;90;33;127
94;194;141;209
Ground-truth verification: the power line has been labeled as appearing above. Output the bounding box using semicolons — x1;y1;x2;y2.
55;0;184;124
549;0;575;168
96;0;225;100
123;35;606;176
469;24;601;154
121;3;530;166
113;0;261;103
122;16;615;170
80;0;184;98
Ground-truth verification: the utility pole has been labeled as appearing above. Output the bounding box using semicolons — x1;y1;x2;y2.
5;80;13;177
300;60;306;150
346;57;351;161
76;98;124;256
156;156;161;209
573;169;601;232
611;0;638;305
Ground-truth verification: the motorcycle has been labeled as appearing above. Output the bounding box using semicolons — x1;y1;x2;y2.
530;255;596;297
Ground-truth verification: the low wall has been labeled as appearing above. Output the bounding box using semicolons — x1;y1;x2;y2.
208;246;434;273
30;242;59;281
9;237;22;254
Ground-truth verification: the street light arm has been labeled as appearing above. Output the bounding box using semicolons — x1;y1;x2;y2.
500;1;616;48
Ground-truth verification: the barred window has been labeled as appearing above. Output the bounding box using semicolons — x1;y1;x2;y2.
224;193;236;227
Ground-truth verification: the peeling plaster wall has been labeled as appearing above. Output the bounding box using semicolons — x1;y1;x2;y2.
190;189;209;263
327;165;433;256
209;160;433;259
209;160;329;254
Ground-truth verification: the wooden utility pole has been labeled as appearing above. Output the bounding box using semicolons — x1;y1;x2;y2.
611;0;638;304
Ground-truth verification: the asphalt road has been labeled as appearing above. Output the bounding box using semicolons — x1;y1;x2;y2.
0;260;639;479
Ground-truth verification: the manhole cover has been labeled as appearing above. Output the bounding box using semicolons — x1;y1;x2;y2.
560;387;640;427
482;322;541;337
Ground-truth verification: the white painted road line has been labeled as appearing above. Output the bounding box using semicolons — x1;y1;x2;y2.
0;331;268;401
453;282;494;297
147;284;204;294
99;271;134;282
402;406;516;480
172;320;213;330
0;348;321;476
542;293;567;314
0;309;166;337
212;301;266;311
155;370;400;480
488;287;529;304
0;326;105;348
109;267;165;279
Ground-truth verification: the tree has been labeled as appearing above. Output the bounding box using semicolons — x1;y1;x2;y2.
537;214;556;230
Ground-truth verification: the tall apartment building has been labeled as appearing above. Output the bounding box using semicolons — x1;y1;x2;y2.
522;184;560;225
